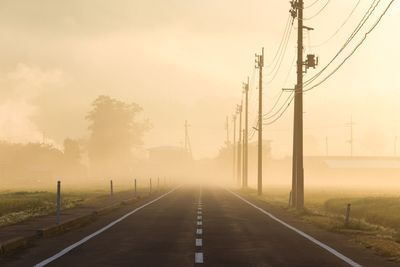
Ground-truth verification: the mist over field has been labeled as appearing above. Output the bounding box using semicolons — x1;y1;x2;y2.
0;0;397;231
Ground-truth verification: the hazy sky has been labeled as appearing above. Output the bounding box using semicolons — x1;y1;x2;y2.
0;0;399;158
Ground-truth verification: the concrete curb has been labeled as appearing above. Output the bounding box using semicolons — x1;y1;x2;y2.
0;195;142;256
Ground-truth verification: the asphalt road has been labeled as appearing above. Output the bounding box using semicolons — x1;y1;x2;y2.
1;186;397;267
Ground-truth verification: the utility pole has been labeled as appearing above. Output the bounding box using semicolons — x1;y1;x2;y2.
290;0;317;209
232;114;237;184
325;136;329;156
242;77;249;188
184;120;193;158
236;103;243;187
225;116;230;146
346;116;355;157
255;49;264;195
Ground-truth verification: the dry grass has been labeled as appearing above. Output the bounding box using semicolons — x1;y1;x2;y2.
0;191;100;227
244;187;400;262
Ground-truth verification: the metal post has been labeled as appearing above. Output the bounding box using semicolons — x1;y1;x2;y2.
56;180;61;224
134;178;137;197
110;179;114;197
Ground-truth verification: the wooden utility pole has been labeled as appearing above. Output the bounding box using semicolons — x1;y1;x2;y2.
225;116;230;146
325;136;329;156
184;120;192;158
236;103;243;186
243;77;249;188
255;48;264;196
291;0;309;209
232;114;237;184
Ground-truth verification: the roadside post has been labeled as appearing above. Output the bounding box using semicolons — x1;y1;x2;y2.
56;181;61;224
110;179;114;197
134;178;137;197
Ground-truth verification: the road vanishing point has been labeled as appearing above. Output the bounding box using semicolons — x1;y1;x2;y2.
1;186;397;267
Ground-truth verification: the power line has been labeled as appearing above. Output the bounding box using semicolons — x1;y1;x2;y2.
266;19;294;79
263;95;295;126
304;0;331;20
311;0;362;48
263;92;293;119
304;0;381;87
304;0;395;92
305;0;322;9
266;15;292;68
263;90;284;116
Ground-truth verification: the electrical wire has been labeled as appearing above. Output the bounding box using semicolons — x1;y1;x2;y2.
266;19;294;78
304;0;396;92
305;0;322;9
263;90;284;116
266;15;292;68
311;0;362;48
304;0;381;87
263;95;295;126
263;93;294;120
304;0;331;20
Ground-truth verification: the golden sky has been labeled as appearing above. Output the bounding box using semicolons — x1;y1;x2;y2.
0;0;399;158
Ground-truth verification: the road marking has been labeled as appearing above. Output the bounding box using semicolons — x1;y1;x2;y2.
196;238;203;246
195;252;204;263
34;187;180;267
195;186;204;264
226;189;362;267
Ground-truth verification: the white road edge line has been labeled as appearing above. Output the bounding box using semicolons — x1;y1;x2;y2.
226;188;362;267
34;186;181;267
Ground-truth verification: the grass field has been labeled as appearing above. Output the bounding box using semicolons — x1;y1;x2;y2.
0;179;157;228
246;187;400;262
0;191;102;227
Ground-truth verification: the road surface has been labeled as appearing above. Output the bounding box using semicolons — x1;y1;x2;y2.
1;186;396;267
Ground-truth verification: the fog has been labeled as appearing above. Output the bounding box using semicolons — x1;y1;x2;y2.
0;0;400;193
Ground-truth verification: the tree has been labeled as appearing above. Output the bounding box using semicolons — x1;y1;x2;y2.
86;95;150;177
64;138;80;163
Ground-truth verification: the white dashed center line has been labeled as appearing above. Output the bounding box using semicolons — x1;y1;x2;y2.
195;252;204;263
195;186;204;264
196;238;203;247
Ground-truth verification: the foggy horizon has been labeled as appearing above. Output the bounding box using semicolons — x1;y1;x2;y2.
0;0;398;159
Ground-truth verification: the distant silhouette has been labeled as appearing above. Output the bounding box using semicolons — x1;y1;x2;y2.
86;95;150;177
